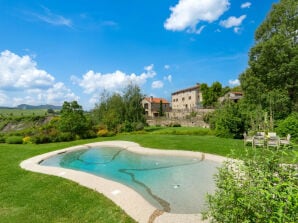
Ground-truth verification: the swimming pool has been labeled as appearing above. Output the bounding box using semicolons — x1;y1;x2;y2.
40;145;221;214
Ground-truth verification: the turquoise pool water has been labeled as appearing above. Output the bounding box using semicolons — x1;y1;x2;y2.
41;147;220;214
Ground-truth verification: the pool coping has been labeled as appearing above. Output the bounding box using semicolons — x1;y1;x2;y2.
20;140;227;223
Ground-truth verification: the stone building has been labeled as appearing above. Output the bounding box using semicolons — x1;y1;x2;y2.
171;84;203;110
142;97;170;117
219;92;243;103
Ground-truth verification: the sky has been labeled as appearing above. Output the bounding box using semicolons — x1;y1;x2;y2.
0;0;278;110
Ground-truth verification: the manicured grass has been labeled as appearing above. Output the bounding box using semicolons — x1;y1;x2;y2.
114;134;242;157
1;134;297;222
144;126;213;136
0;139;135;223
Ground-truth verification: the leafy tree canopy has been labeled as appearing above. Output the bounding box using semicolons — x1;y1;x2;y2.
201;82;229;108
59;101;87;136
92;84;145;131
240;0;298;118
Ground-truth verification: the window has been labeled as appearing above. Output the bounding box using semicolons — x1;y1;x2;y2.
189;96;191;100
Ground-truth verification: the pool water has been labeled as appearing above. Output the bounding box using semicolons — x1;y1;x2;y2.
41;147;220;214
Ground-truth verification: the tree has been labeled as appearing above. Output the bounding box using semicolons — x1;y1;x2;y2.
209;100;247;139
122;84;145;123
59;101;87;137
201;82;228;108
159;100;163;117
47;108;55;114
91;84;145;131
240;0;298;118
203;148;298;222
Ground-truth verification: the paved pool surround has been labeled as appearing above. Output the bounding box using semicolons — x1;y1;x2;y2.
20;141;226;223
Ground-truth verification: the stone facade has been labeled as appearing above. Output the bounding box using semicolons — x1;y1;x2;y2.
147;108;214;127
142;97;170;117
171;84;203;110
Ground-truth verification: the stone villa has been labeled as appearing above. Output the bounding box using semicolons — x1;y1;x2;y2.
171;84;203;110
142;97;170;117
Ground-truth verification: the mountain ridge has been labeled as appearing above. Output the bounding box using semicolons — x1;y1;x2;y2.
0;104;62;110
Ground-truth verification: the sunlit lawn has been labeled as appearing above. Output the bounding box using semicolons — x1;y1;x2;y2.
0;132;297;222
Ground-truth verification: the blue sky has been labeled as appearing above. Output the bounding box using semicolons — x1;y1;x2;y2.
0;0;278;110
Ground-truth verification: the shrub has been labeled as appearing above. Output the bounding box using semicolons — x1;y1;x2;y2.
97;129;109;137
31;134;51;144
276;112;298;142
203;148;298;222
169;122;181;127
81;130;97;139
134;122;145;131
57;132;74;142
0;136;6;143
22;136;32;144
5;136;23;144
213;102;245;139
120;121;134;132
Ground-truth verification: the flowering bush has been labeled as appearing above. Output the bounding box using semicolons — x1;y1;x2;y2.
97;129;109;137
22;136;32;144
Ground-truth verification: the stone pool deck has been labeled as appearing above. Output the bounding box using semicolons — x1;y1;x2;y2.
20;140;227;223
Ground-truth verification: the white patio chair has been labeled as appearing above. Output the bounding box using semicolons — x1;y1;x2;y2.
267;132;279;148
280;134;291;146
253;132;265;148
243;132;253;147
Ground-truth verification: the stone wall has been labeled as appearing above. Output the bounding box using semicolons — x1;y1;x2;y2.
146;108;214;127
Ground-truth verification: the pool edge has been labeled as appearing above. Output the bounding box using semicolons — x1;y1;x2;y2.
20;140;226;223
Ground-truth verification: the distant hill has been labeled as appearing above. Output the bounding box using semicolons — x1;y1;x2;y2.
0;104;62;110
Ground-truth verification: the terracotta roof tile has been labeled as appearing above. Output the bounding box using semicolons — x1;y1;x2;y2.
144;97;169;104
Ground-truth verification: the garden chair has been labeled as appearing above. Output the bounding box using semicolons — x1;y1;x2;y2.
267;132;279;148
280;134;291;146
253;132;265;148
243;132;253;147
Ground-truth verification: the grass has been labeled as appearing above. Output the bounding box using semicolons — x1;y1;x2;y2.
0;139;135;223
115;134;242;156
0;109;48;117
143;126;213;135
0;133;297;222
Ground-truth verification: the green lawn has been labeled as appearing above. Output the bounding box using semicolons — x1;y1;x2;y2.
0;134;297;222
0;139;135;223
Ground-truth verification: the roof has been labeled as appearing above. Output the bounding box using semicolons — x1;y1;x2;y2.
171;85;200;95
144;97;170;104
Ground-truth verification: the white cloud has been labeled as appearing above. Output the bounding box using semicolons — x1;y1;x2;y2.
72;65;157;94
187;25;206;34
26;6;72;27
241;2;252;9
44;82;79;104
152;81;164;89
164;65;170;70
164;0;230;33
0;50;55;90
0;50;78;106
220;15;246;28
144;64;154;72
164;75;172;83
228;79;240;86
0;91;8;105
234;27;241;33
